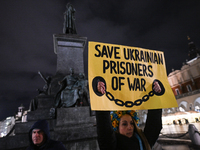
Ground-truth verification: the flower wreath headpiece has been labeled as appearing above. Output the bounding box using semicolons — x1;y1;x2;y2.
110;110;139;131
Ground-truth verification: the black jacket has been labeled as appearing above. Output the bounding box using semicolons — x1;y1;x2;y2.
26;120;66;150
96;109;162;150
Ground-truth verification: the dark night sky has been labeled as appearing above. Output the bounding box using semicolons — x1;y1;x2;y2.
0;0;200;120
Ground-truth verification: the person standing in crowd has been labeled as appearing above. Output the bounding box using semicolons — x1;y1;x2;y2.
26;120;66;150
96;81;163;150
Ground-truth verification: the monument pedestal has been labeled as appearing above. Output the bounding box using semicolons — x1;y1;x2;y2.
53;34;87;75
54;107;98;150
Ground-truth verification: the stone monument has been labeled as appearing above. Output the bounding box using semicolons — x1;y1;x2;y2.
54;2;86;75
63;3;77;34
0;3;98;150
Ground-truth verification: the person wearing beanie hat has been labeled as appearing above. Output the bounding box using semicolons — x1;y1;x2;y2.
26;120;66;150
96;81;163;150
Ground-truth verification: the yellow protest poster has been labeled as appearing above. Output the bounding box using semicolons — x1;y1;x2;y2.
88;41;178;110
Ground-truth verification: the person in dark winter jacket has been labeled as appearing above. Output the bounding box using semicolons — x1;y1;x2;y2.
26;120;66;150
96;81;163;150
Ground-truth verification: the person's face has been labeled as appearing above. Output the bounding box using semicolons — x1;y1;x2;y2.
119;114;134;138
32;129;44;146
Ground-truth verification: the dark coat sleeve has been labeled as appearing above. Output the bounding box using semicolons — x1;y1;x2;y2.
96;111;117;150
46;140;67;150
26;140;67;150
143;109;162;148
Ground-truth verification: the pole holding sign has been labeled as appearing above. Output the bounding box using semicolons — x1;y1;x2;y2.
88;41;178;110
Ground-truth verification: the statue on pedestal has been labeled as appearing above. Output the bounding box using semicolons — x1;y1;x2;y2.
55;68;89;108
55;68;77;107
75;73;90;106
37;71;52;95
63;3;77;34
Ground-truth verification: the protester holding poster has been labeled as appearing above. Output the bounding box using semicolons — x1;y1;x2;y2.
88;41;177;150
96;81;162;150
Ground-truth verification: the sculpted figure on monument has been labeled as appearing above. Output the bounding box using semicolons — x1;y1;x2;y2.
55;68;78;108
63;3;77;34
55;68;90;108
29;97;38;111
38;71;52;95
74;73;90;106
29;71;52;111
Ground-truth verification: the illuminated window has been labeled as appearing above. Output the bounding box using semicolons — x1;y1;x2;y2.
195;106;200;112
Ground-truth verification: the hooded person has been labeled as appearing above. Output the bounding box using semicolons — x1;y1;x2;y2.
26;120;66;150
